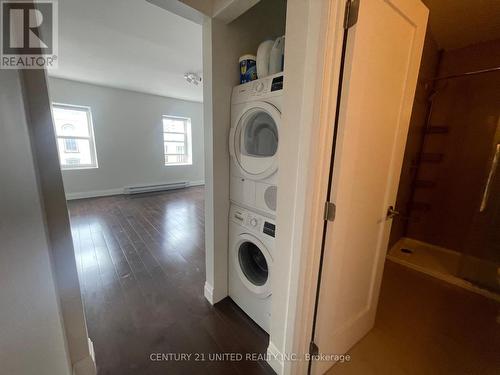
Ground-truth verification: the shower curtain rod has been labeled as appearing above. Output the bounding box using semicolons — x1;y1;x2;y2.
432;66;500;82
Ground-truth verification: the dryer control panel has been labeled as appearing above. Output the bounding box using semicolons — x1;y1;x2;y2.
230;205;276;238
231;72;284;105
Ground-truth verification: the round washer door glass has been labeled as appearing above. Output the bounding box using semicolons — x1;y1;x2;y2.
238;241;269;286
235;104;280;178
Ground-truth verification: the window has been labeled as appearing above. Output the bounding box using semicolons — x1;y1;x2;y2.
61;125;79;153
52;104;98;169
163;116;192;165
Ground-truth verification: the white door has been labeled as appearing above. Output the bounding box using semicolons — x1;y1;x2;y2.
312;0;428;373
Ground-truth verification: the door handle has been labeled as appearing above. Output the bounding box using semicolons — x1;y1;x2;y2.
479;143;500;212
386;206;400;219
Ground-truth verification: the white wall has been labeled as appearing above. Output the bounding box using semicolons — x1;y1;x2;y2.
0;70;72;375
202;0;286;303
47;78;205;199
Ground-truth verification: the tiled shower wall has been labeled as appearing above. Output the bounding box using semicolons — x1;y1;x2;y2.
390;38;500;257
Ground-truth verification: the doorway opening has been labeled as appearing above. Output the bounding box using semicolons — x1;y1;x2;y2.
388;0;500;300
44;1;279;374
312;1;500;374
338;0;500;373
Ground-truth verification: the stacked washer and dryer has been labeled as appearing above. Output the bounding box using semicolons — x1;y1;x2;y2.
228;72;283;333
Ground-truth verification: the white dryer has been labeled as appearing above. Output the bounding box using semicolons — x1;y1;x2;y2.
229;73;283;218
228;204;276;333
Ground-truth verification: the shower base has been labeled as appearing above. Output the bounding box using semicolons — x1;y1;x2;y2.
387;237;500;302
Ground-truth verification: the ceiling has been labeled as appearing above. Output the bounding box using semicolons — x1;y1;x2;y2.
48;0;203;102
423;0;500;50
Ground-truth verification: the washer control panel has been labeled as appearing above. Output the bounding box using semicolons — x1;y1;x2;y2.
263;222;276;238
231;205;276;238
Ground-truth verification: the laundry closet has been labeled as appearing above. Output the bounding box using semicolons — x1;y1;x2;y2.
202;0;287;336
203;0;498;373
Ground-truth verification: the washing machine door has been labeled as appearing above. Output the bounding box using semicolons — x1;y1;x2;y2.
234;233;272;298
230;102;280;179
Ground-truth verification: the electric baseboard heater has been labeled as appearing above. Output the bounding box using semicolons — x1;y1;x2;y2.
124;181;188;195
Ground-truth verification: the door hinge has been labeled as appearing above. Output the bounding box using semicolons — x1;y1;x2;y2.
324;201;336;221
309;341;319;356
344;0;360;29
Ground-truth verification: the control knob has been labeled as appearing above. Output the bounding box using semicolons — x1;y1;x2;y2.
254;82;265;93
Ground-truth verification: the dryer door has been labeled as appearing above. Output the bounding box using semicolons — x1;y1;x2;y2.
234;233;272;298
231;102;280;179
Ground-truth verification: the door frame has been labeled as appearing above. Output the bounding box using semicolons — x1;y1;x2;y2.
274;0;428;373
266;0;351;374
287;1;348;373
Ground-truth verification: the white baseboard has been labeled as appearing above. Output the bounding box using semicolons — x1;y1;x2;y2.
267;341;285;374
66;181;205;200
204;281;227;305
204;281;215;304
189;180;205;187
88;338;95;363
66;188;123;200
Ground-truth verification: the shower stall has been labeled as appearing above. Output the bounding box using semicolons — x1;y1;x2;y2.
388;36;500;297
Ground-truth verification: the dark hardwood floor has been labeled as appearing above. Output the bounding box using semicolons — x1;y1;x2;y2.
68;186;274;375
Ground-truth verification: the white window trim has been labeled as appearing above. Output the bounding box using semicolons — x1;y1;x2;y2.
52;103;99;170
162;115;192;166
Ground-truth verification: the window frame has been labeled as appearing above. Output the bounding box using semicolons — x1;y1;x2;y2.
52;103;99;170
162;115;192;166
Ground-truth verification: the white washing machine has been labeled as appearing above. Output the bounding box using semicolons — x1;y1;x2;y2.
228;204;276;333
229;73;283;218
